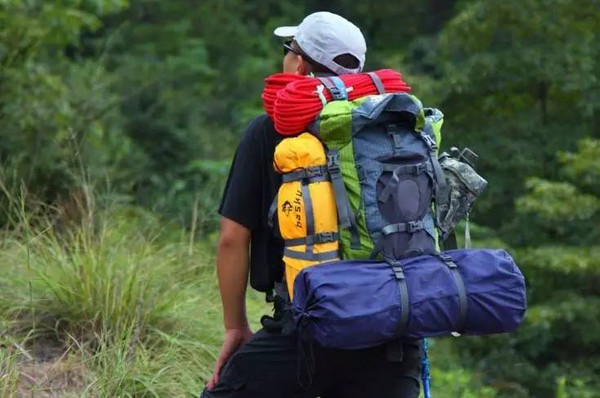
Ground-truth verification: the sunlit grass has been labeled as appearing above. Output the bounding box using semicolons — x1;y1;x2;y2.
0;189;495;397
0;338;20;397
0;189;268;396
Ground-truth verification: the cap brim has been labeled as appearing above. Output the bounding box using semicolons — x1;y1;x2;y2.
274;26;298;37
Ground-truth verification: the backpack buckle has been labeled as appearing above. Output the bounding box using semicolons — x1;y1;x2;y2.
319;77;348;101
406;220;423;233
327;152;340;173
305;166;324;179
420;132;438;151
316;232;335;243
438;253;457;268
327;86;344;100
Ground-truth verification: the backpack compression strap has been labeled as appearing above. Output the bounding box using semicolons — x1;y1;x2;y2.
281;165;330;184
370;221;426;259
437;253;468;334
419;124;451;235
285;232;340;247
327;150;361;250
388;259;410;336
367;72;386;95
278;168;340;261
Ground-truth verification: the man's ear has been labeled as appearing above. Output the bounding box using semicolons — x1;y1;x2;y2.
297;56;311;76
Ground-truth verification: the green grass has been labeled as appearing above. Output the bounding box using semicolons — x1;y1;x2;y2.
0;192;500;397
0;338;20;397
0;197;268;397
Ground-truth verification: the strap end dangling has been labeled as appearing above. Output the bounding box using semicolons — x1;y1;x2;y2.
464;212;472;249
315;84;327;108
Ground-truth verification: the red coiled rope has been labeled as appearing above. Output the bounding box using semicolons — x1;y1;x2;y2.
261;73;307;119
261;69;411;136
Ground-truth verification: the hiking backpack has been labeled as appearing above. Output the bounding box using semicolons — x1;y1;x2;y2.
271;90;448;297
270;79;524;347
313;91;447;261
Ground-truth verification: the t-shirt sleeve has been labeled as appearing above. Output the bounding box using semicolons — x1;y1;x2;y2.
218;118;264;230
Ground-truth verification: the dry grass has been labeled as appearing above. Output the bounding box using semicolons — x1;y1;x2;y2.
0;193;270;397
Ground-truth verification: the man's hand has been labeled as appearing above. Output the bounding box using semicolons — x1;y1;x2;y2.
207;326;254;389
207;217;252;390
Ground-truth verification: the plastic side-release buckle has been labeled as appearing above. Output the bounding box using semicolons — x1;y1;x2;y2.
438;253;457;268
327;152;341;173
389;261;405;280
319;77;348;101
305;165;326;179
327;86;343;100
314;232;335;244
422;133;437;151
406;220;423;233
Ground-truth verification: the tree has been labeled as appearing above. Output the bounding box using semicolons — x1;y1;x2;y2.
0;0;133;224
455;139;600;397
432;0;600;230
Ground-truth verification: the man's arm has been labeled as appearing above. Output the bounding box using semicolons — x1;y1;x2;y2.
207;217;255;389
217;216;251;329
207;116;266;389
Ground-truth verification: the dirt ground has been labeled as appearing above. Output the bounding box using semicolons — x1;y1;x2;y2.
12;338;93;398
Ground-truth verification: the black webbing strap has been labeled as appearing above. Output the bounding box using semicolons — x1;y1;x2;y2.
380;162;428;174
382;221;424;235
274;281;288;298
387;124;403;150
284;248;339;262
370;221;425;259
282;166;329;183
370;236;383;260
327;151;350;229
285;231;340;247
418;126;450;232
327;150;360;250
437;253;467;334
268;194;278;228
388;259;410;337
318;77;348;101
419;129;446;191
367;72;386;95
443;230;458;250
378;172;400;204
301;182;315;254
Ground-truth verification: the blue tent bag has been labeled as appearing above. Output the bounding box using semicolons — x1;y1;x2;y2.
291;249;527;350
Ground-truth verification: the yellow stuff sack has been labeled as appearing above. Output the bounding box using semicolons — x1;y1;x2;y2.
273;132;339;298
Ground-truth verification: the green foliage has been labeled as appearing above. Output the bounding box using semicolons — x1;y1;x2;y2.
427;338;500;398
1;0;598;395
0;339;20;397
453;140;600;397
454;294;600;396
430;366;498;398
511;139;600;246
434;0;600;228
0;0;140;228
559;138;600;196
0;193;264;395
517;178;599;222
518;246;600;301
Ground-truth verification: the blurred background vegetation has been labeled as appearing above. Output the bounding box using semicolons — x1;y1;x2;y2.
0;0;598;396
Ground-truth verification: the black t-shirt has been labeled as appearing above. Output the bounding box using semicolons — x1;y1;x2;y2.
218;114;284;292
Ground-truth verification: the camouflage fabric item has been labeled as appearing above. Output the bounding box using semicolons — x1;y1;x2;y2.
437;153;487;241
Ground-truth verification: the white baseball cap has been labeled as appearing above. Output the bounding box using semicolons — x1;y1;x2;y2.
274;11;366;75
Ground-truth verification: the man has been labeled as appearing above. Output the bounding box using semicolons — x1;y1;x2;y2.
202;11;422;398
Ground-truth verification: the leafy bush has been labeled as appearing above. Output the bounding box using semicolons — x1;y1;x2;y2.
450;141;600;397
0;195;226;395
